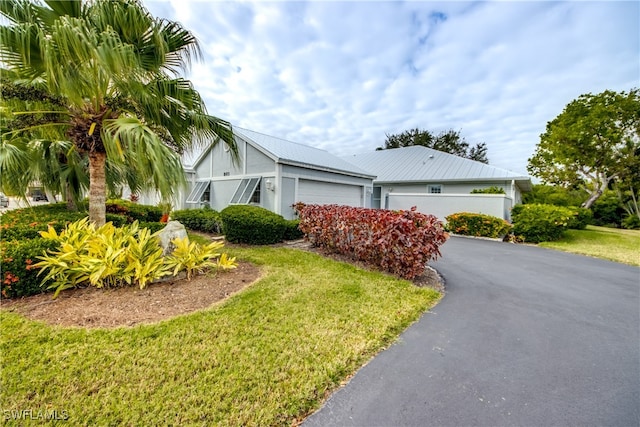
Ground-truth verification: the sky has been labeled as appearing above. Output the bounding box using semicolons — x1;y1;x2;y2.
142;0;639;175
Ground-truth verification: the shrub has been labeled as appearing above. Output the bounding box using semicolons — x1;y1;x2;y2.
106;199;163;223
566;207;593;230
171;208;223;234
105;213;128;227
445;212;511;238
35;219;236;298
511;204;573;243
591;191;625;227
1;238;59;298
164;237;236;280
295;204;448;280
622;215;640;230
470;186;506;194
139;221;166;234
221;205;287;245
283;219;304;241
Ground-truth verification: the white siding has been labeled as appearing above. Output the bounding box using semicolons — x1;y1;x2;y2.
297;179;363;207
388;193;514;221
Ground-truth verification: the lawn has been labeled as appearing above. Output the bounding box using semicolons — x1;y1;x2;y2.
539;225;640;266
1;246;440;426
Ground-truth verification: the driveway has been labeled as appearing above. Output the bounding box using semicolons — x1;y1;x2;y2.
304;236;640;426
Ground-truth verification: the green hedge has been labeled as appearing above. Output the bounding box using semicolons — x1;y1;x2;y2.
283;219;304;241
470;186;506;194
511;204;574;243
106;199;163;222
1;238;59;298
445;212;511;238
171;208;223;234
567;207;593;230
221;205;286;245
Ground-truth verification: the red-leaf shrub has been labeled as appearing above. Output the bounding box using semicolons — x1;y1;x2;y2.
295;204;449;280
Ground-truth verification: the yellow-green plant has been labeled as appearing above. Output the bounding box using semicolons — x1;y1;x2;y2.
165;237;237;280
36;219;171;297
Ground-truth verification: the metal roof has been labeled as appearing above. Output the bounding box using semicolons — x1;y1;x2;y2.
342;146;532;190
234;127;375;178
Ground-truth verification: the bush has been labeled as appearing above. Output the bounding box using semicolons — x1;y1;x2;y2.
295;204;448;280
220;205;287;245
511;204;573;243
591;191;625;227
622;215;640;230
566;207;593;230
1;238;59;298
283;220;304;241
106;199;163;223
105;213;128;227
445;212;511;238
171;208;223;234
470;186;506;194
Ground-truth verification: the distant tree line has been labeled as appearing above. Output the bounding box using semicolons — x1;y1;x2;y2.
378;128;489;164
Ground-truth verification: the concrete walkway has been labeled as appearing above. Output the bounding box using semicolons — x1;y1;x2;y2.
304;237;640;426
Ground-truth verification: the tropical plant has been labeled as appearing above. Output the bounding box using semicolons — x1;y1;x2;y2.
0;0;237;225
164;237;236;280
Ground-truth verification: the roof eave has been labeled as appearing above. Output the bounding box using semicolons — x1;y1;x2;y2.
279;159;376;180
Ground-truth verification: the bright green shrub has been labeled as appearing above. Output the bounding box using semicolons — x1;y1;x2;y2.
221;205;287;245
511;204;573;243
283;219;304;241
470;186;506;194
445;212;511;238
171;208;222;233
139;221;166;234
1;204;86;239
1;238;59;298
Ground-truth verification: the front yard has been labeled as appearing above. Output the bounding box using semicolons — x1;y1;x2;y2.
539;225;640;266
1;246;440;426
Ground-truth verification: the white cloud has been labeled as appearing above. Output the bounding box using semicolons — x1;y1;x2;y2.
143;0;639;174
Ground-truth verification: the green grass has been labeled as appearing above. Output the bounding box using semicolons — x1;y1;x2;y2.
1;247;440;426
539;225;640;266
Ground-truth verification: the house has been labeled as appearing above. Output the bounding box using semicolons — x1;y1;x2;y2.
342;146;532;221
183;127;375;219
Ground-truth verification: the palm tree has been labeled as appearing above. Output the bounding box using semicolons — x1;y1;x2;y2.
0;0;237;225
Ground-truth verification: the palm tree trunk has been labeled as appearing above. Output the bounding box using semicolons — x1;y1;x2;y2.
88;152;107;226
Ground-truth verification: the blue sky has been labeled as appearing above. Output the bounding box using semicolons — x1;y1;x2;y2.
143;1;638;175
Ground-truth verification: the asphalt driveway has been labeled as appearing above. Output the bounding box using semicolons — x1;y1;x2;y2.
304;236;640;427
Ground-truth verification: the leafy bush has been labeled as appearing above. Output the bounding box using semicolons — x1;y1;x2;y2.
106;199;163;222
34;218;236;298
566;207;593;230
622;215;640;230
105;213;128;227
511;204;573;243
171;208;223;234
164;237;236;280
221;205;287;245
1;203;86;239
139;221;166;234
1;238;59;298
283;219;304;241
445;212;511;238
591;191;625;227
295;204;448;280
470;186;506;194
522;184;588;207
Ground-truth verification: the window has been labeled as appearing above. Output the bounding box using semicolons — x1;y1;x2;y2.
230;177;261;204
428;185;442;194
186;181;210;203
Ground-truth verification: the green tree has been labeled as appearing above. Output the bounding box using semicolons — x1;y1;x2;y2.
0;0;237;225
377;128;489;163
528;88;640;209
522;184;589;207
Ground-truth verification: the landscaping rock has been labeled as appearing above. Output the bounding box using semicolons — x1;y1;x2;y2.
158;221;188;256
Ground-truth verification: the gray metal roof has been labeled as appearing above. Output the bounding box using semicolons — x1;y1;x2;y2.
234;127;375;178
342;146;532;190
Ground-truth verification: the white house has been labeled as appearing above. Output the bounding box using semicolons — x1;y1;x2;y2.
342;146;532;221
182;127;375;219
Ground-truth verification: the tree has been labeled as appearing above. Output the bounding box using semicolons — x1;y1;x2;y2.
377;128;489;163
528;89;640;209
0;0;237;225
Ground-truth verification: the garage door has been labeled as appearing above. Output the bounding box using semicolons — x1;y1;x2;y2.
297;179;362;207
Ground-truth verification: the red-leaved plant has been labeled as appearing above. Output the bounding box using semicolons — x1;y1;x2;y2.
294;204;448;279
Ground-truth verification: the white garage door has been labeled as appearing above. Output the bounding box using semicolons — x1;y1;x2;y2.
297;179;362;207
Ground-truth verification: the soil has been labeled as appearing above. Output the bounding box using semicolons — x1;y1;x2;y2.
1;238;444;329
